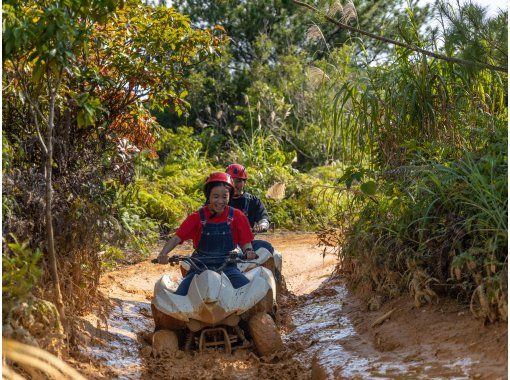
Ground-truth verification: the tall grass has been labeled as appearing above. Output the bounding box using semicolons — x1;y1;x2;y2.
333;131;507;321
313;2;508;321
323;2;508;168
331;53;506;168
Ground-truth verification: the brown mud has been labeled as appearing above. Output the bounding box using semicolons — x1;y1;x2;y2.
71;232;507;379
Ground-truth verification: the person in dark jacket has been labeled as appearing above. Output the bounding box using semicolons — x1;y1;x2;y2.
226;164;274;254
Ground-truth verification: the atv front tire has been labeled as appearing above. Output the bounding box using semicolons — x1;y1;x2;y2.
152;329;179;357
248;312;283;356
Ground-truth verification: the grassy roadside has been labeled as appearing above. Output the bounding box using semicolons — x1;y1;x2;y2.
326;134;507;322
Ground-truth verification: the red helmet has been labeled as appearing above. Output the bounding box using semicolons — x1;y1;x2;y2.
226;164;248;180
204;172;234;199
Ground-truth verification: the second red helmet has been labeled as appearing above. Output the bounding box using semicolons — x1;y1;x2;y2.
226;163;248;180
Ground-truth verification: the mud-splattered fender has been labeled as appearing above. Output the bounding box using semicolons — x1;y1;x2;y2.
152;268;274;325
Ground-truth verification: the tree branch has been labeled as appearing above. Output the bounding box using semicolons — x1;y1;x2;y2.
13;62;49;155
293;0;507;73
29;104;49;155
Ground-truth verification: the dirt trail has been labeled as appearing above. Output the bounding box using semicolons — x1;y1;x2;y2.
73;232;507;379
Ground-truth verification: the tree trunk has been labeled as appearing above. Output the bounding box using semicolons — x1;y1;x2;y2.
46;90;66;326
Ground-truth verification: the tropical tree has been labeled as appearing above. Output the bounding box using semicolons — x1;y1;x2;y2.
3;0;226;324
3;0;119;324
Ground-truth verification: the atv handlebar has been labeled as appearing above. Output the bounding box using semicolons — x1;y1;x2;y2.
151;255;205;272
151;250;259;273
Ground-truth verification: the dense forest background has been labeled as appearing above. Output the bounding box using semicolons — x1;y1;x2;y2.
3;0;507;355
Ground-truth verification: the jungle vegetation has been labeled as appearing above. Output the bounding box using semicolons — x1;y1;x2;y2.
2;0;507;354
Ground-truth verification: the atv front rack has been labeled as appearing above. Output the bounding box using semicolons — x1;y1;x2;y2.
198;327;236;354
191;326;251;354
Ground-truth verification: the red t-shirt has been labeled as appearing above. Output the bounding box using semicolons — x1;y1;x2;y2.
175;206;254;249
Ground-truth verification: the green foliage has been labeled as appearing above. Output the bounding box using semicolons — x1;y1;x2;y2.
157;127;204;165
310;2;508;322
328;4;507;168
159;0;430;165
2;0;226;313
2;236;42;313
3;0;117;67
99;246;126;271
440;1;507;70
221;46;359;168
108;128;216;251
223;134;346;229
172;0;307;66
108;184;160;255
337;132;507;321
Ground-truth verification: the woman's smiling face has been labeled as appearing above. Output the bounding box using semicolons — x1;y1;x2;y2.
208;184;230;214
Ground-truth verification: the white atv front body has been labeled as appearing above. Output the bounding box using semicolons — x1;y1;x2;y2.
151;260;284;356
152;266;276;329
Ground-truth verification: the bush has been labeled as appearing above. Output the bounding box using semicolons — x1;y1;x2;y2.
335;136;507;322
2;235;42;318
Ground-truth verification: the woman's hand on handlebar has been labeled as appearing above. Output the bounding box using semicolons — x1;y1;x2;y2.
155;235;181;264
244;248;257;260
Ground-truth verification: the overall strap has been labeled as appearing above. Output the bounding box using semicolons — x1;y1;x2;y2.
227;206;234;225
198;207;207;226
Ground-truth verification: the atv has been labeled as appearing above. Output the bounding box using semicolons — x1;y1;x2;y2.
151;252;283;357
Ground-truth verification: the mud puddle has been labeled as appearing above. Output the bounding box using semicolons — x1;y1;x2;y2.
76;232;332;379
287;281;477;379
75;232;507;379
78;301;151;378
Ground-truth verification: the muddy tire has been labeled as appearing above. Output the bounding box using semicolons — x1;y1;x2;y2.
152;329;179;357
278;274;287;296
248;312;283;356
152;303;186;331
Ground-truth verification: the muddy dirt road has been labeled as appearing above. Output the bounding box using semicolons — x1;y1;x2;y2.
73;232;507;379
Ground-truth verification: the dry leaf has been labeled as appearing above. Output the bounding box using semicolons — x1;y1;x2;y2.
266;182;286;200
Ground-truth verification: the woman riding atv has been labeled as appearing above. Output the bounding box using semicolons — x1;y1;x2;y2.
152;173;283;357
157;172;257;295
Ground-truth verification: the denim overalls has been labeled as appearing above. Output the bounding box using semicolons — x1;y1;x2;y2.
174;207;250;296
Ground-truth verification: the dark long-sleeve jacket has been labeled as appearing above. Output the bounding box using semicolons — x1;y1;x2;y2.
229;192;269;228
